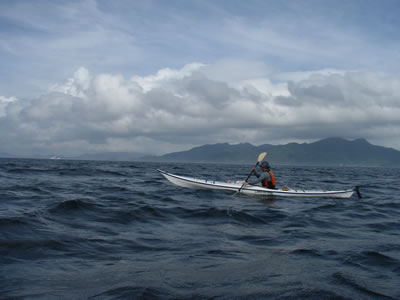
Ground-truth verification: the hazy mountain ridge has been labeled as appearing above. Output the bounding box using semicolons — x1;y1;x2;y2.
147;137;400;167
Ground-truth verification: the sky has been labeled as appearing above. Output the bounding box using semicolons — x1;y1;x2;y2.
1;0;400;157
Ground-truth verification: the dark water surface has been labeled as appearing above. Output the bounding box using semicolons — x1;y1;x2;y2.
1;158;399;299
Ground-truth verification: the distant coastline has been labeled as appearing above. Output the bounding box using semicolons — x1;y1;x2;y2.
1;137;400;167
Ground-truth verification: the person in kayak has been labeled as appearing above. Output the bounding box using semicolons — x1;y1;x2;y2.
243;161;276;189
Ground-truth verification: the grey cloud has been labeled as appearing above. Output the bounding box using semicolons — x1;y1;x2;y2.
276;81;345;107
180;72;237;109
1;66;400;157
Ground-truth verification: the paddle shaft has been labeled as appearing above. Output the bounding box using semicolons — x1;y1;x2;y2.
244;162;259;182
237;161;259;193
235;152;267;194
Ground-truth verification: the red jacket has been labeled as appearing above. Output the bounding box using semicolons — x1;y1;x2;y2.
262;170;276;189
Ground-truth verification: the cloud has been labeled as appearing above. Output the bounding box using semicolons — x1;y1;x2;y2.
0;96;17;117
2;0;400;100
1;63;400;157
3;1;400;159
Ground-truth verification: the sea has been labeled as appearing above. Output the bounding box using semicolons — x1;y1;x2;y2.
1;158;399;299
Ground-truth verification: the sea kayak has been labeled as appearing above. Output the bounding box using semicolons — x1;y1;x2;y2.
158;169;359;198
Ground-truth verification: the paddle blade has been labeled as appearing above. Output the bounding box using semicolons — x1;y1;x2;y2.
355;186;362;199
257;152;267;163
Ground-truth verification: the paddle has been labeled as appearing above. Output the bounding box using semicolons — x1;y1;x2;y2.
236;152;267;194
355;186;362;199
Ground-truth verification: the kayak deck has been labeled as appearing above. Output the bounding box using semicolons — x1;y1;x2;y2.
158;169;357;198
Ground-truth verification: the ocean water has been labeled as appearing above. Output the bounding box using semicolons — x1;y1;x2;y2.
1;158;399;299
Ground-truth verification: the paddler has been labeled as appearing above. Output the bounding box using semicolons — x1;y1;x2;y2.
243;161;276;189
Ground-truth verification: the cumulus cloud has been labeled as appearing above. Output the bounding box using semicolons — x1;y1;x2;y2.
1;63;400;157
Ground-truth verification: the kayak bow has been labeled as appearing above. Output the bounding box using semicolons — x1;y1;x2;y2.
158;169;357;198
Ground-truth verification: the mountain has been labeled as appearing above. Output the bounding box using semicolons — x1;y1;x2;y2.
146;138;400;167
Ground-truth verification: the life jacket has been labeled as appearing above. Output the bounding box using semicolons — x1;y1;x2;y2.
262;170;276;189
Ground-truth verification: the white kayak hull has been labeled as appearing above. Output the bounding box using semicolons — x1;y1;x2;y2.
158;169;356;198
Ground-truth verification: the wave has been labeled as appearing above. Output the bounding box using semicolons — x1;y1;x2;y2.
89;286;172;299
1;238;67;255
94;168;128;177
97;185;132;193
366;221;400;232
0;216;30;228
47;200;291;228
230;234;279;247
111;205;169;224
351;251;400;270
5;167;50;174
48;200;175;225
289;248;324;258
332;272;393;299
172;206;272;225
49;199;98;213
